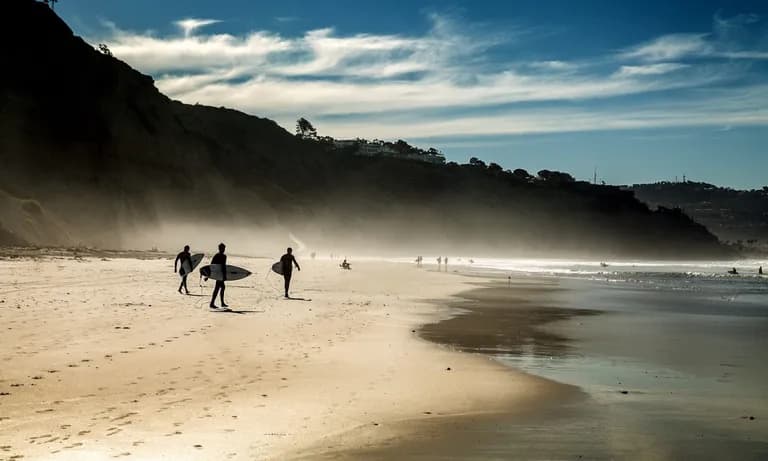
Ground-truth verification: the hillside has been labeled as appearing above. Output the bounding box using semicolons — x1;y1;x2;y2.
0;0;732;258
631;182;768;245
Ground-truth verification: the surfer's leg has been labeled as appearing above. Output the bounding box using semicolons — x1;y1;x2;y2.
210;282;221;308
284;274;291;297
219;281;227;307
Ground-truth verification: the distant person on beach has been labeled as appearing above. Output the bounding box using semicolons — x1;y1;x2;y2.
728;267;738;275
444;256;448;272
760;266;763;275
209;243;228;309
280;247;301;298
174;245;192;294
341;258;351;270
437;256;442;270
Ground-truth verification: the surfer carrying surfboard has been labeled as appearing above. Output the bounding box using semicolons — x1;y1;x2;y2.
280;247;301;298
209;243;229;309
174;245;193;294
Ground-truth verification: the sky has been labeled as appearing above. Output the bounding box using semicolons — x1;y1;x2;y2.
58;0;768;188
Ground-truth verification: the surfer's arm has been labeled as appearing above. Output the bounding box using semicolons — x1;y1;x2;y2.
293;256;300;271
221;255;227;281
174;255;180;272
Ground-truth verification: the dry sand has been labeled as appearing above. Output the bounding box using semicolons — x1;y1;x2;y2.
0;252;569;460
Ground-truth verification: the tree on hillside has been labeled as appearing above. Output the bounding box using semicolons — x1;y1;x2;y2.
98;44;112;56
469;157;486;168
394;139;412;154
295;118;317;139
512;168;533;181
538;170;575;183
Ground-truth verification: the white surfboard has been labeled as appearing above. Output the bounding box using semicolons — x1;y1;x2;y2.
199;264;252;281
180;253;204;277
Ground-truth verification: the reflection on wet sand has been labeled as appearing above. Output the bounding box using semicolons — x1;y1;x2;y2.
420;282;600;358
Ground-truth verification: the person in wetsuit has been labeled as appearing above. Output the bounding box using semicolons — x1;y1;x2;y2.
174;245;192;294
210;243;228;309
280;247;301;298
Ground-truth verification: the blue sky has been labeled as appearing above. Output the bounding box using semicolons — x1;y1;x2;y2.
59;0;768;188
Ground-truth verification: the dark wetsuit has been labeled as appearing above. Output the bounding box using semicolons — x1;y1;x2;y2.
210;252;227;306
280;253;300;297
174;251;192;293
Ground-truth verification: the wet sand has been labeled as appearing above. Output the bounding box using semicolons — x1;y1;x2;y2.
0;252;570;460
347;275;768;460
319;278;595;460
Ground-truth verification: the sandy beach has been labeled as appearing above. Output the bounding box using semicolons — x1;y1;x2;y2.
0;251;569;460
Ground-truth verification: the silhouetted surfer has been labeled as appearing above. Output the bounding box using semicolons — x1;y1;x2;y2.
759;266;763;275
210;243;228;309
174;245;192;294
280;247;301;298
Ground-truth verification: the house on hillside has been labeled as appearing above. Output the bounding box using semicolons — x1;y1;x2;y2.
333;139;360;150
332;139;446;165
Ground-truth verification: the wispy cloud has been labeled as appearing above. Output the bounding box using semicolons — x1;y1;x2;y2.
304;85;768;140
174;18;221;37
614;62;689;77
621;34;711;61
621;13;768;61
90;13;768;140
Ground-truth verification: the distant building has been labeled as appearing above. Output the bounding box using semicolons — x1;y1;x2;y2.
331;138;445;165
358;141;384;157
333;139;359;150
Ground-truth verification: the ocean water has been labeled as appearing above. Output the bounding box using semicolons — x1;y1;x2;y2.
468;258;768;459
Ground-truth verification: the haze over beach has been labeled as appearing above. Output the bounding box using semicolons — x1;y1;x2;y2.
1;0;767;460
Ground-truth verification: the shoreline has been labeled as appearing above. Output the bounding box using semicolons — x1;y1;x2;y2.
0;252;575;460
314;276;597;460
367;267;768;460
